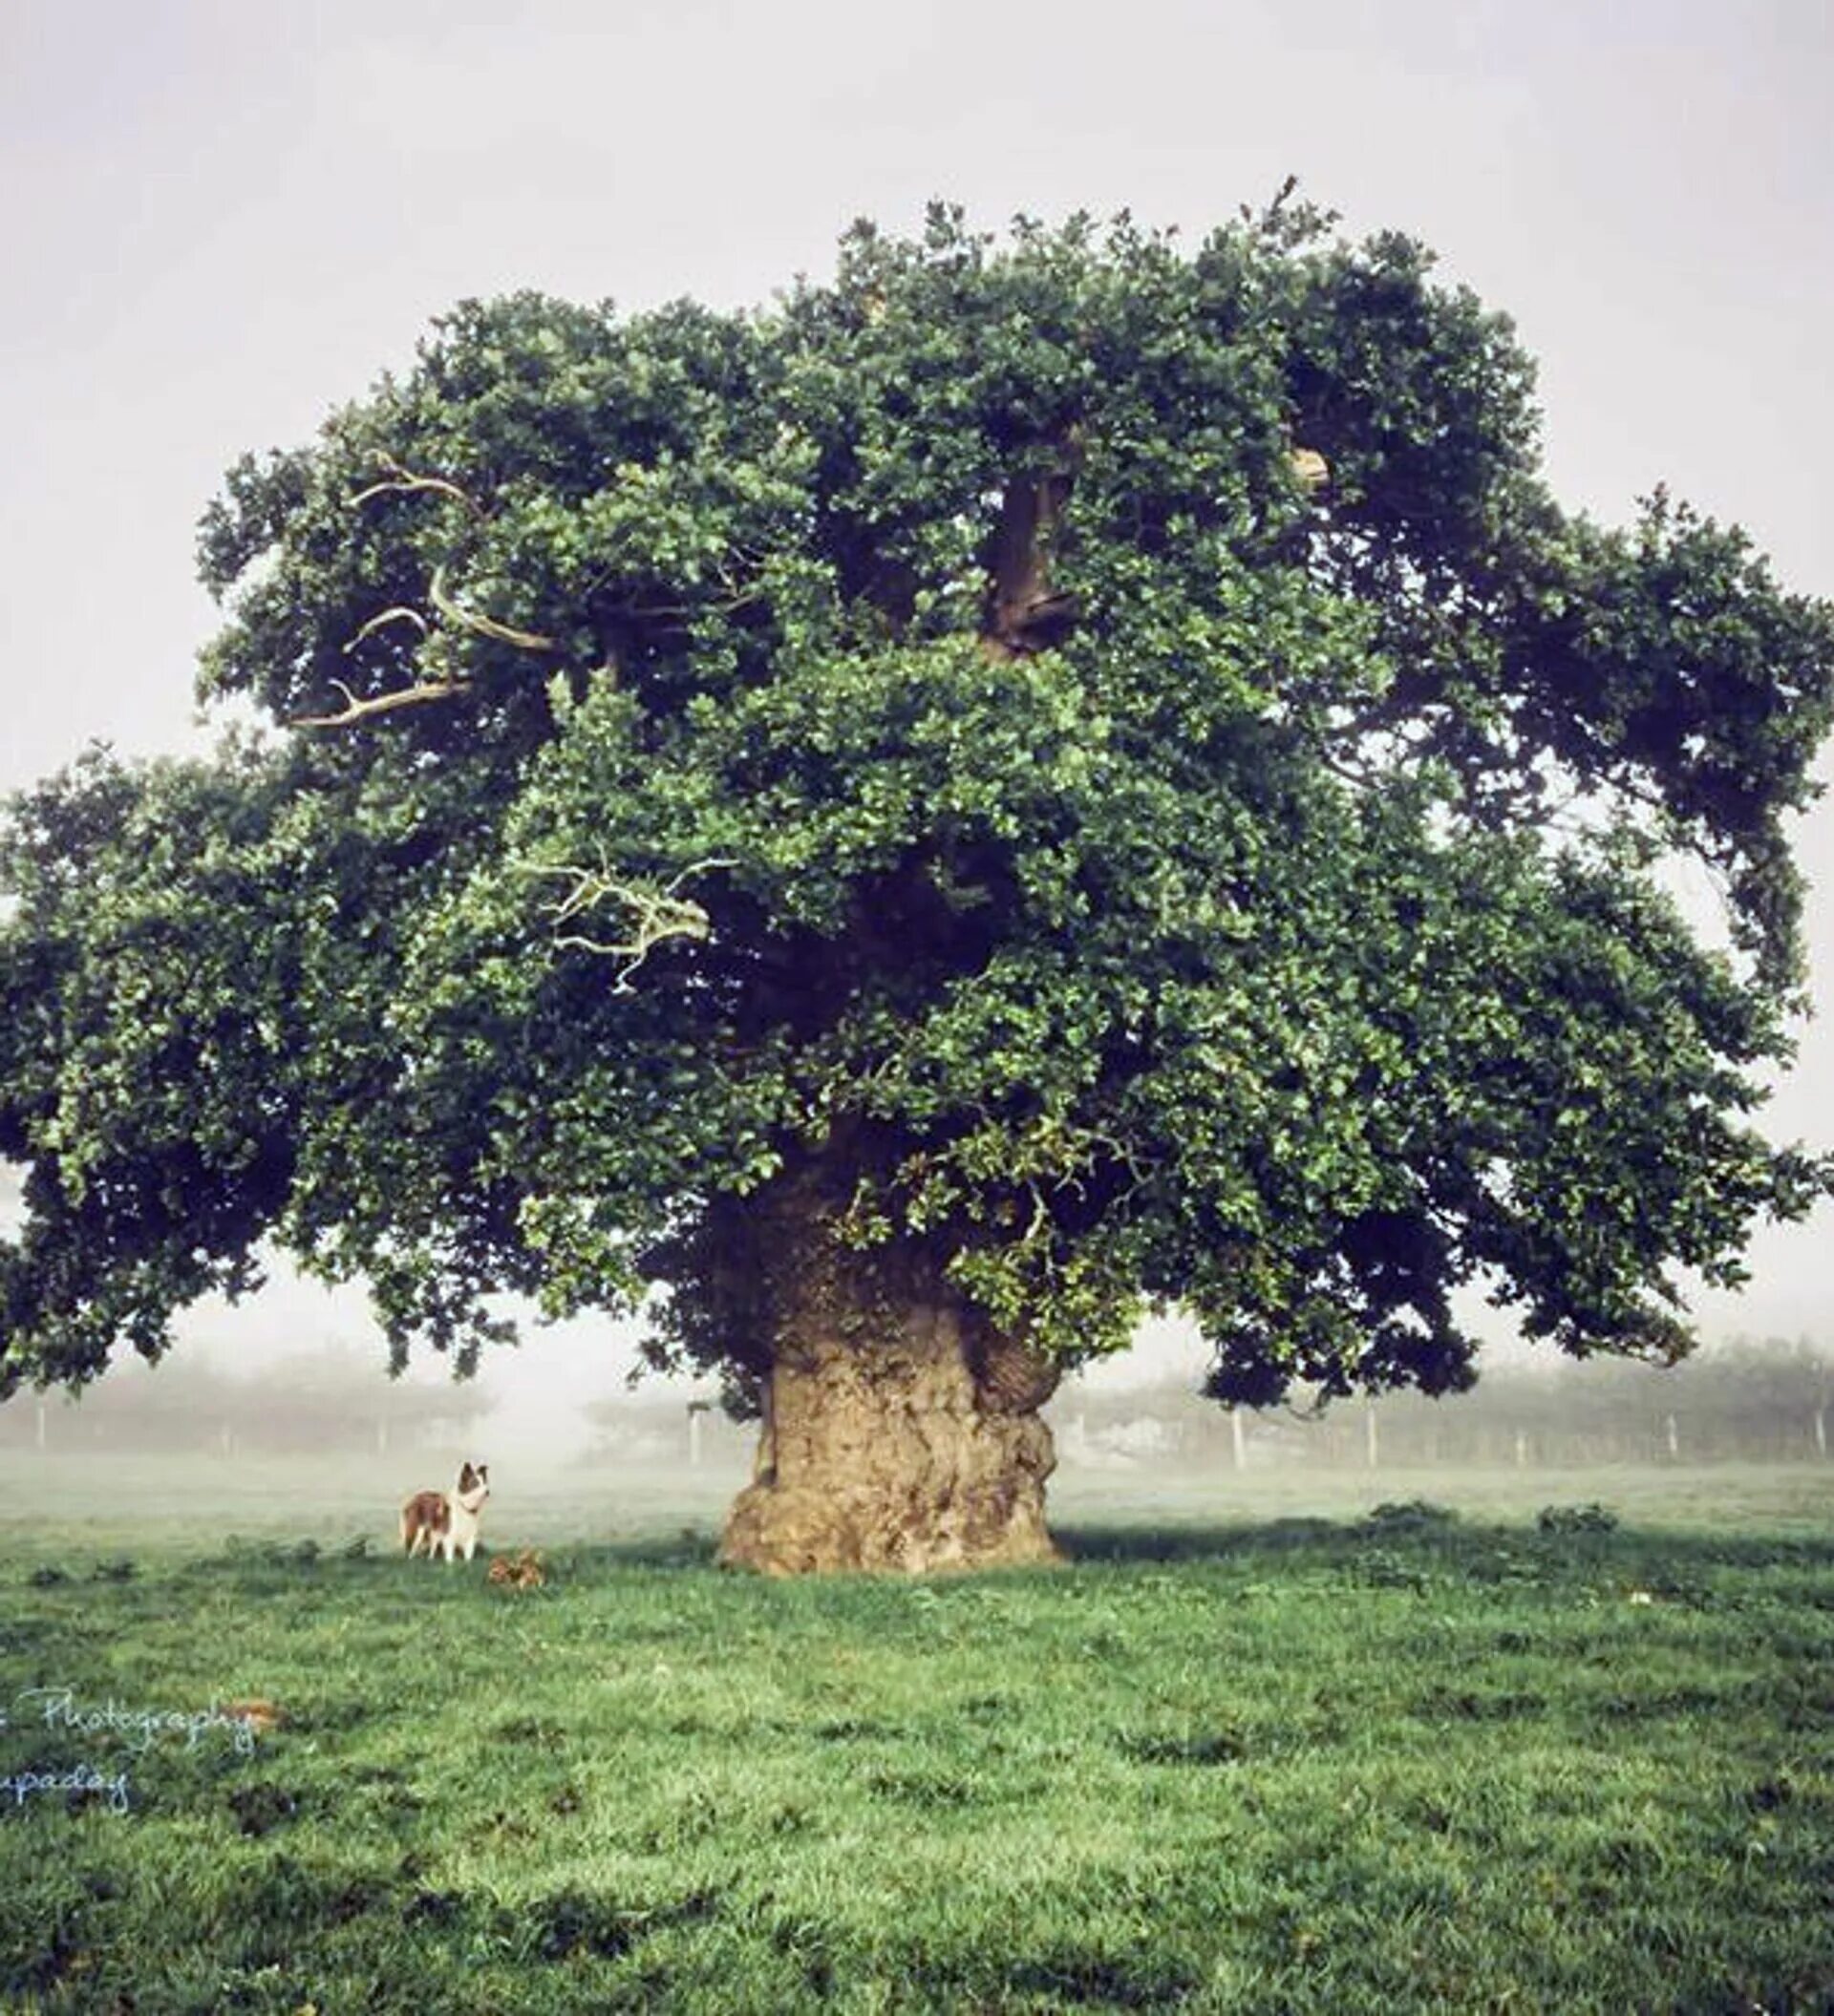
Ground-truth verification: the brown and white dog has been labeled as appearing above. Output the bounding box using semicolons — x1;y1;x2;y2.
400;1460;491;1564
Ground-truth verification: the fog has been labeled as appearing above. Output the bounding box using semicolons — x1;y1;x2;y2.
11;1291;1826;1491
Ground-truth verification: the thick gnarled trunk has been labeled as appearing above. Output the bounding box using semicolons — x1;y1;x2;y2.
714;1174;1062;1576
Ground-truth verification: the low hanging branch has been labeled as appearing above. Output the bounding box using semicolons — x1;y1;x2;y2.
524;857;737;993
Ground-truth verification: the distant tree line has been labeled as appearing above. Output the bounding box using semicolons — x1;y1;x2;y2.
0;1343;494;1456
577;1388;749;1469
1056;1336;1834;1470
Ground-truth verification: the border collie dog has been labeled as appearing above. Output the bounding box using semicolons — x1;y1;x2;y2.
400;1460;491;1563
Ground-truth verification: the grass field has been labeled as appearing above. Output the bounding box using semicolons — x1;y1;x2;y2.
2;1454;1832;2013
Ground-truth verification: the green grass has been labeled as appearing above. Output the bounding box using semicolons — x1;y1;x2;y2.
2;1460;1832;2012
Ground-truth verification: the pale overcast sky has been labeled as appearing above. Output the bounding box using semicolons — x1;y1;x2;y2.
2;1;1831;1425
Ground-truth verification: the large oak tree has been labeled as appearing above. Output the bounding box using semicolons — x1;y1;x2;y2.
5;201;1832;1570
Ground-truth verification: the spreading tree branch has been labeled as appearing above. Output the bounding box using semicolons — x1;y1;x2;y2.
524;857;737;992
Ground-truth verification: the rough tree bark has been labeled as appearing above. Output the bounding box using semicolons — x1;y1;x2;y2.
714;1170;1063;1576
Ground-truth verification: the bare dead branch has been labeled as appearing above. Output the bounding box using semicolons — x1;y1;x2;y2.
659;857;739;899
430;565;557;653
291;676;471;729
351;456;481;514
346;605;431;651
524;857;736;992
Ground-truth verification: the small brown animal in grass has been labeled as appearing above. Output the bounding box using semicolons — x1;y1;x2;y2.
220;1698;286;1734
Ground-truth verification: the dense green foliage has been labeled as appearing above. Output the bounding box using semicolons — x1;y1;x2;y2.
3;1478;1831;2012
5;198;1833;1405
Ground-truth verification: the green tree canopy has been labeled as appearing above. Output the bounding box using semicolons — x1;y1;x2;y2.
4;200;1832;1562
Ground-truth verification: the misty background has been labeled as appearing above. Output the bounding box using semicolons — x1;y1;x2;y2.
2;1;1832;1464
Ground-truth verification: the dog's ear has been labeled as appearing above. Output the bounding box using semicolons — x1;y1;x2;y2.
477;1463;489;1485
458;1462;476;1491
